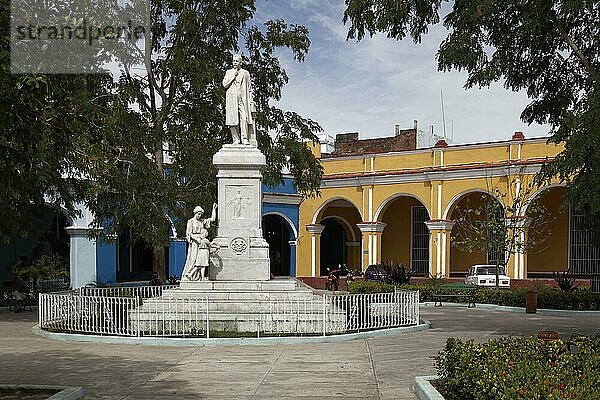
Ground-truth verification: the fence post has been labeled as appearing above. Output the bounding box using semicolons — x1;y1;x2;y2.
38;293;42;328
415;290;420;325
136;296;141;337
205;296;210;339
322;293;326;336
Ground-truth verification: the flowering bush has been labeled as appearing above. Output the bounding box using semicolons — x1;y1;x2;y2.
435;336;600;399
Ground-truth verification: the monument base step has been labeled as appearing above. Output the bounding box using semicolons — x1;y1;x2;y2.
178;279;297;292
127;278;343;334
160;290;316;301
131;317;340;334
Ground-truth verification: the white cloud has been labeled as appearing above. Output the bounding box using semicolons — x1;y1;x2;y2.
254;1;551;144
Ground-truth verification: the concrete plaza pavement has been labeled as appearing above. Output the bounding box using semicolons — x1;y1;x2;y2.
1;305;599;399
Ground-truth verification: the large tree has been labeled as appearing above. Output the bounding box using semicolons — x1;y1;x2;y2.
343;0;600;237
2;1;323;280
0;0;115;243
85;2;323;279
451;173;554;285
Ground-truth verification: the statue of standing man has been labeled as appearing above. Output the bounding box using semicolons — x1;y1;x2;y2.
223;54;256;146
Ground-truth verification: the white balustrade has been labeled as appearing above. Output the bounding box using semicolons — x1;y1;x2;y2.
39;286;420;338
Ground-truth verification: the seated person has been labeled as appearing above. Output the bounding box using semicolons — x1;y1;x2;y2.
149;272;161;286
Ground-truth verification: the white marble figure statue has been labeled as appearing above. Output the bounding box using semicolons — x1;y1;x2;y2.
222;54;256;146
227;188;250;220
182;204;217;281
184;228;218;281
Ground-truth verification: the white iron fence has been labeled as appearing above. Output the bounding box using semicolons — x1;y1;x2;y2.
39;292;139;336
39;287;420;338
79;285;179;299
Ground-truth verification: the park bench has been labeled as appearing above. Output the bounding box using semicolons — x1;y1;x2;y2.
565;332;600;353
8;290;34;312
433;283;478;308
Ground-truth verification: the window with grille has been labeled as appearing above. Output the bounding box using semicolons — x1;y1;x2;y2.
569;207;600;274
411;206;429;274
486;204;506;265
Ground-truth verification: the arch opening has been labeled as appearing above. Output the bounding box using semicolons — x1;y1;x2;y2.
262;214;293;276
525;186;570;278
315;198;362;275
449;191;505;276
379;195;430;275
116;228;168;282
319;217;347;276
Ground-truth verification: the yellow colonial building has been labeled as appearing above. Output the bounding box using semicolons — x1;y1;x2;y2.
295;126;596;280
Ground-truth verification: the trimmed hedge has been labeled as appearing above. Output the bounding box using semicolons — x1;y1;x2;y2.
435;336;600;399
348;282;600;310
348;280;396;293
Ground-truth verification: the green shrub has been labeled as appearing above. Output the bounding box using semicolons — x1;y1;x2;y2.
552;269;578;292
426;273;446;291
398;283;436;302
355;281;600;310
537;286;600;310
435;336;600;399
12;253;68;282
476;287;527;307
380;261;415;284
410;282;600;310
348;280;396;293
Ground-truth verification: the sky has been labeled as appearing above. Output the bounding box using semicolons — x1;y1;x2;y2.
252;0;550;145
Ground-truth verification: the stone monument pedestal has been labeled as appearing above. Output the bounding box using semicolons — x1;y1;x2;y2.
208;144;270;281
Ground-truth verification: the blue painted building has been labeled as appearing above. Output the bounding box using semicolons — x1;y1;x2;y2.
0;177;301;288
89;177;301;287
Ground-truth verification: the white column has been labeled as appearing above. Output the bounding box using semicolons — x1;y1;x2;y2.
425;220;456;277
306;224;325;277
66;227;97;289
357;222;387;270
506;216;532;279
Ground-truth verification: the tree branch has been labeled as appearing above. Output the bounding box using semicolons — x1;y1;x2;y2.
553;16;600;83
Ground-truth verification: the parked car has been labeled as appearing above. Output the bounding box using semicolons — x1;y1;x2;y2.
363;264;390;282
465;264;510;287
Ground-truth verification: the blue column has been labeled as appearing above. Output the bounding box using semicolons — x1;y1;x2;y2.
169;240;187;278
96;239;117;285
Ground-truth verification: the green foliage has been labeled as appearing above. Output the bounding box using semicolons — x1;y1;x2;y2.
540;85;600;241
537;286;600;311
476;287;527;307
357;279;600;309
477;285;600;310
90;0;322;250
85;2;324;254
398;283;436;302
348;280;396;294
343;1;600;248
553;269;579;293
425;273;446;291
398;282;600;309
0;4;324;233
380;261;415;284
0;0;324;280
12;254;68;282
451;175;554;284
0;0;114;242
435;336;600;400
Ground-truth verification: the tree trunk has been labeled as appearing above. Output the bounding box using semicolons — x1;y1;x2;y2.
153;246;166;282
495;259;500;288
